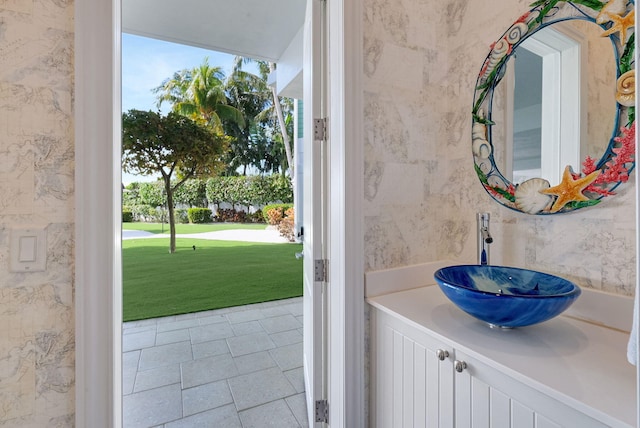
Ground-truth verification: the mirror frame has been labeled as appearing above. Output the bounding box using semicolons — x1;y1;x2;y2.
472;0;635;215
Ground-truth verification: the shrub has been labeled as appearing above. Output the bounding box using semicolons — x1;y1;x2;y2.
267;208;283;225
146;207;167;223
122;183;140;207
214;209;246;223
128;205;151;222
277;208;296;242
214;208;230;222
174;208;189;224
232;210;247;223
247;209;264;223
263;203;293;224
188;207;212;224
122;209;133;223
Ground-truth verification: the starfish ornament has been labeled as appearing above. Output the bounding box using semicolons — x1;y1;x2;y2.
600;10;635;43
540;166;601;213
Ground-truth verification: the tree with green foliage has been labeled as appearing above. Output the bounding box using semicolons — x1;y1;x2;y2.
154;56;294;182
138;181;165;207
154;59;245;133
123;182;141;207
223;57;275;175
122;109;229;253
266;61;294;176
227;57;294;176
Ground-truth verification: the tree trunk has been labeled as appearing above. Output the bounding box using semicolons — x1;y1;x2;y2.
164;177;177;254
269;62;294;177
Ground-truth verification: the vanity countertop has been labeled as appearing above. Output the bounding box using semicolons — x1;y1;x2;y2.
367;285;637;427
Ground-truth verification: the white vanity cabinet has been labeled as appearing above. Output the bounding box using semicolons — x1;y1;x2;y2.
372;309;605;428
369;286;635;428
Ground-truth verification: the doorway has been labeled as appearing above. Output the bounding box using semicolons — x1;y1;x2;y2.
120;6;309;426
74;0;365;426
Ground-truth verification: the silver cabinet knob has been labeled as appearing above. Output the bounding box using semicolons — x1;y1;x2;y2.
454;360;467;373
436;349;449;361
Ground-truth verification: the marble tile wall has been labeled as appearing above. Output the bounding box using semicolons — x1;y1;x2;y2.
363;0;636;297
0;0;635;425
0;0;75;426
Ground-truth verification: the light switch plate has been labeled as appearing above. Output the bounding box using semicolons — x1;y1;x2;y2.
10;227;46;272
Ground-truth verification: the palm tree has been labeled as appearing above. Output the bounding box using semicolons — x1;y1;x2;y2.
154;58;245;132
222;57;274;175
266;61;294;177
229;57;295;176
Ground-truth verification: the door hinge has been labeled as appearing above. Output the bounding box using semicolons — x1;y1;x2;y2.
313;118;327;141
314;259;327;282
315;399;329;423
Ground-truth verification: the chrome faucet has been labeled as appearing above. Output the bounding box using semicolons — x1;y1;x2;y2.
477;213;493;265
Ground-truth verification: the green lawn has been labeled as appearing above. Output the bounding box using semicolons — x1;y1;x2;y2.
123;238;303;321
123;222;267;234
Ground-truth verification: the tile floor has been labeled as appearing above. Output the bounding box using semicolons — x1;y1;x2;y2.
122;297;308;427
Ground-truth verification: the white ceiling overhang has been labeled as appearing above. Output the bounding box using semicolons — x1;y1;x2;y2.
122;0;305;98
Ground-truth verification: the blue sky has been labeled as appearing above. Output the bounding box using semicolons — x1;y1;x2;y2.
122;33;237;184
122;33;237;113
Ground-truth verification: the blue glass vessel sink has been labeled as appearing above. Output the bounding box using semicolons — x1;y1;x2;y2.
434;265;581;328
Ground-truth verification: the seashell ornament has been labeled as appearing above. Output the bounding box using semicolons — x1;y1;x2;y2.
616;70;635;107
514;178;553;214
480;39;511;82
596;0;627;24
479;22;528;83
505;22;529;45
472;109;491;158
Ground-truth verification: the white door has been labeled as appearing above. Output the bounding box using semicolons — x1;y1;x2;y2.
302;0;327;425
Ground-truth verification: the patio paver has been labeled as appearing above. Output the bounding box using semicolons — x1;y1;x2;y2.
123;297;307;428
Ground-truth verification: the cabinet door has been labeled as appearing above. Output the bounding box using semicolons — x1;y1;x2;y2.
453;350;607;428
372;309;454;428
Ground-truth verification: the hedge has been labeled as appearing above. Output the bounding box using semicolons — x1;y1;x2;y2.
122;209;133;222
173;179;207;207
188;207;212;224
124;175;293;213
206;175;293;209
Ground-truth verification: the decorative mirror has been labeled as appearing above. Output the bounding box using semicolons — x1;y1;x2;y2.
472;0;635;214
